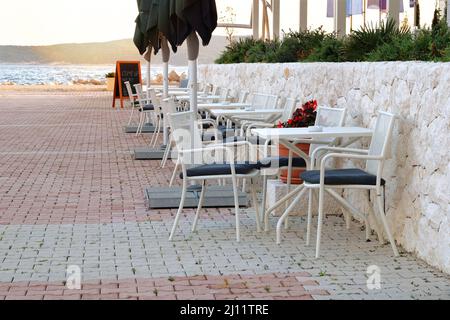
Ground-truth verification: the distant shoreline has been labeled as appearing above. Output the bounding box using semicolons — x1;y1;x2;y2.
0;84;108;92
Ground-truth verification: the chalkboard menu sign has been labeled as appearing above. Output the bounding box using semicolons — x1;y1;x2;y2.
112;61;142;108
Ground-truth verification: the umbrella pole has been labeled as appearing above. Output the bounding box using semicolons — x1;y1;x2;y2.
161;38;170;99
188;60;198;115
186;33;202;191
161;38;171;146
187;33;199;116
163;63;169;98
147;59;151;98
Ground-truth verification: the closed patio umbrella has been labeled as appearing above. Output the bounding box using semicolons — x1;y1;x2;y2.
134;0;163;95
134;0;161;54
164;0;218;114
156;0;217;187
168;0;218;49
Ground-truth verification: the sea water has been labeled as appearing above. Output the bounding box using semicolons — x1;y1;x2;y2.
0;63;187;86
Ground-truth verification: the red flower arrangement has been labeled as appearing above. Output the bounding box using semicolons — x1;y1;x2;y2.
277;100;318;128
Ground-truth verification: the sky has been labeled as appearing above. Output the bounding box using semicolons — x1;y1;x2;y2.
0;0;440;46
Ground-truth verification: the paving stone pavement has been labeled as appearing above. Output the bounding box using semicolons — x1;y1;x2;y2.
0;91;449;300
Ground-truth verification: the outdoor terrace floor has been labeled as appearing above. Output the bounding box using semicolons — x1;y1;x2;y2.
0;91;449;300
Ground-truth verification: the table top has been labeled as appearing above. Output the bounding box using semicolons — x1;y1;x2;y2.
198;102;251;110
157;91;190;97
175;95;222;101
211;109;283;117
251;127;373;140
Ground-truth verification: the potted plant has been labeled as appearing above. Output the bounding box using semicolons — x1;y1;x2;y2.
276;100;318;184
105;72;115;91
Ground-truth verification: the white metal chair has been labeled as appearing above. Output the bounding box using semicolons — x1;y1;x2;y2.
231;93;280;125
133;84;156;136
124;81;140;126
147;89;164;147
164;101;220;184
240;97;299;137
280;111;400;258
167;111;261;242
160;97;183;169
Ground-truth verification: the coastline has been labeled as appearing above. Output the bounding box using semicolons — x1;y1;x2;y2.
0;84;108;92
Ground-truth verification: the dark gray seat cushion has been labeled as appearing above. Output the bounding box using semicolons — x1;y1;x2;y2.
223;136;267;145
138;104;154;111
259;157;306;169
180;163;259;179
300;168;385;186
219;126;236;138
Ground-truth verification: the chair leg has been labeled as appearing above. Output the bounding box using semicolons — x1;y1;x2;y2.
136;113;144;136
284;155;293;230
315;186;325;259
261;175;268;228
192;181;206;232
340;190;352;230
276;186;306;244
231;175;240;242
249;179;261;232
306;188;313;246
284;176;292;230
161;141;172;168
150;117;159;147
153;117;161;148
169;179;188;241
169;159;180;186
376;194;399;257
148;116;157;146
364;215;371;241
368;190;384;244
264;185;301;232
128;107;135;126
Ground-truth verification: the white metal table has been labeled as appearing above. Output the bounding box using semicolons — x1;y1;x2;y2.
252;127;373;168
163;95;222;102
198;102;252;111
211;109;283;127
156;91;191;97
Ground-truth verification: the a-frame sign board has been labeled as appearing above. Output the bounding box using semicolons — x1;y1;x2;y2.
112;61;142;108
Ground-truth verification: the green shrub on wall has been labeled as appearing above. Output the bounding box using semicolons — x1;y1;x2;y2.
215;15;450;64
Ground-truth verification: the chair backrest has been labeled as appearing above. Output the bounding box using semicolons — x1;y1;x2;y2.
219;87;230;102
366;112;396;175
148;89;162;114
238;90;250;103
309;106;347;155
200;83;212;94
133;84;146;111
211;86;220;96
315;106;346;127
168;111;205;166
124;81;135;99
280;98;299;122
251;93;269;109
265;94;280;109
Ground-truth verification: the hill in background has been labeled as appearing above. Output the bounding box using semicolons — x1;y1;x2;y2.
0;36;228;65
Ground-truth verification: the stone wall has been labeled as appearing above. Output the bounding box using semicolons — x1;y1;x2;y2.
199;62;450;274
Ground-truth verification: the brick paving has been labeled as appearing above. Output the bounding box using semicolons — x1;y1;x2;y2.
0;91;449;300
